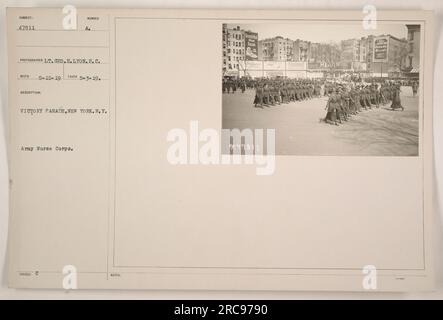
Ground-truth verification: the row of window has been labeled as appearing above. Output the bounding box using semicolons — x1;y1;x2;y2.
227;33;244;40
226;48;245;55
228;63;240;69
227;41;244;47
223;55;243;62
222;60;241;70
227;56;242;61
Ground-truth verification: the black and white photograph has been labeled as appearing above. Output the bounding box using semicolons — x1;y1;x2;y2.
222;23;421;156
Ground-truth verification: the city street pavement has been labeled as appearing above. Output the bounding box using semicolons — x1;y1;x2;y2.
222;86;419;156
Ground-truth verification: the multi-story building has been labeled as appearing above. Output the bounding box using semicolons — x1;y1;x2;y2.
387;35;408;73
361;35;375;72
360;34;407;75
222;24;246;73
249;35;344;69
340;38;361;69
406;25;420;73
258;36;294;61
336;34;407;75
359;39;367;63
222;24;409;77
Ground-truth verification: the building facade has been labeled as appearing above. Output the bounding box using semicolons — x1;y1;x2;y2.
338;35;407;75
369;35;408;75
222;24;410;77
340;38;362;69
258;36;294;61
406;25;420;73
258;37;341;69
222;24;246;74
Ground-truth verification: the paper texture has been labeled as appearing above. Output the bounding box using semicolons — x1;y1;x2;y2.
6;8;435;291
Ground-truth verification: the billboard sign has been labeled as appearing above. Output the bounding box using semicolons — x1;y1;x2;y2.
245;31;258;61
373;36;389;62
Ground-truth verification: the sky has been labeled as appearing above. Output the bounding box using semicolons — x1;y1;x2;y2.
228;23;409;43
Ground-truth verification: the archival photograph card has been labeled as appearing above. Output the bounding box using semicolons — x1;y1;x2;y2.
6;8;435;291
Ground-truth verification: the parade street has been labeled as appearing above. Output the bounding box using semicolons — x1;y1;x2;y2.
222;86;419;156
